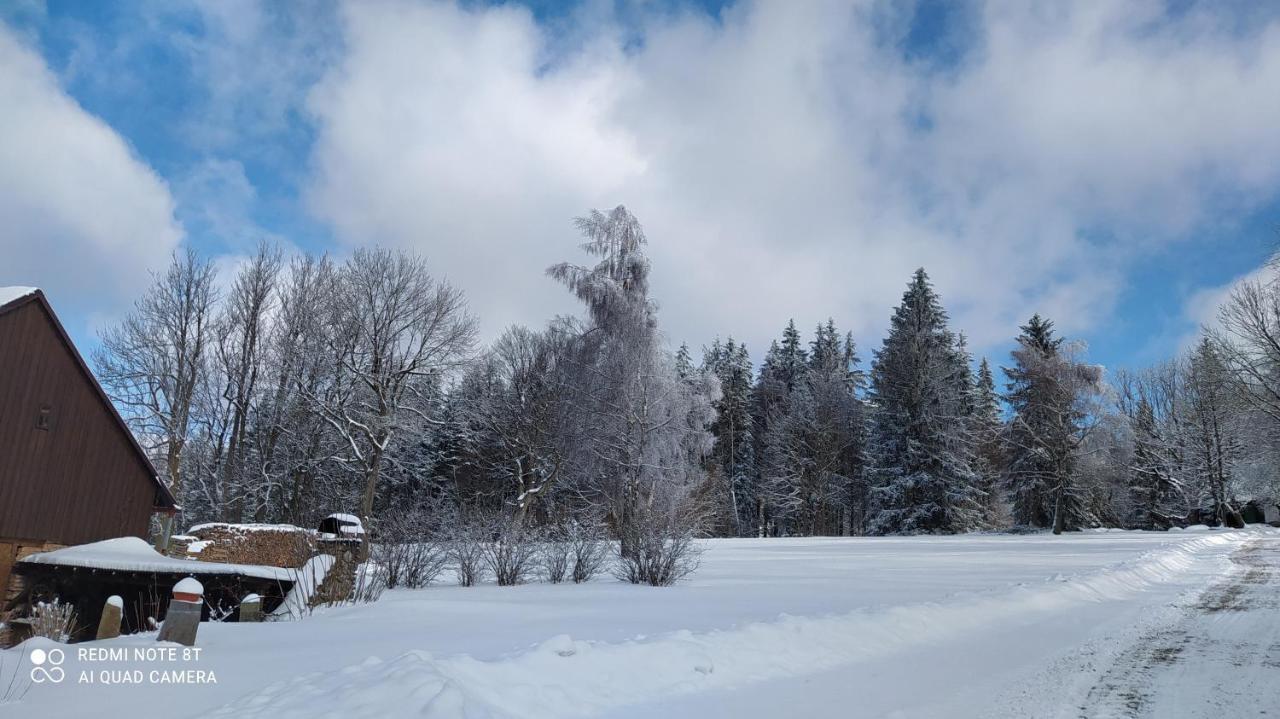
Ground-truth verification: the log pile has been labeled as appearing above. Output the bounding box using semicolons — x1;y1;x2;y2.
185;523;316;568
311;537;365;605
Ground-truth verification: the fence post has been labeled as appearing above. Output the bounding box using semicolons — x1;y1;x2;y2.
96;595;123;640
157;577;202;646
239;593;262;623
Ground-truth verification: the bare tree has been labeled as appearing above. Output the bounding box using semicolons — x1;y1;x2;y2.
212;244;283;520
307;248;477;522
1114;364;1192;528
460;324;579;527
96;249;218;540
261;255;345;524
1213;275;1280;424
1184;340;1245;527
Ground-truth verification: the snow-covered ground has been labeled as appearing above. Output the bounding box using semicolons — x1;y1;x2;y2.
2;528;1275;718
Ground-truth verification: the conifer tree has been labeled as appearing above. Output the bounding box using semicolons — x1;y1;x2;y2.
675;342;694;380
972;358;1006;525
1004;315;1103;533
703;338;757;535
867;269;983;534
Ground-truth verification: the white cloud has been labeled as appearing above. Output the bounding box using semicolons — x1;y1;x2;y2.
0;23;182;333
302;0;1280;358
1178;259;1277;352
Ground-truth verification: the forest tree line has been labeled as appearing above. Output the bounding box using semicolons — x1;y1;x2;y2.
94;206;1280;546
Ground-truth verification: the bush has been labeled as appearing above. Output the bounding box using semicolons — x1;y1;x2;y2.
537;528;572;584
451;515;489;587
567;519;608;583
613;505;702;587
482;518;538;586
373;505;450;589
29;598;77;642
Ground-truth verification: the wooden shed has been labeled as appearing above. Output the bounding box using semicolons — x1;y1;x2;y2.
0;287;178;610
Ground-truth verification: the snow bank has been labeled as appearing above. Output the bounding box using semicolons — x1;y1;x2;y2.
0;286;37;306
21;538;296;581
207;532;1246;719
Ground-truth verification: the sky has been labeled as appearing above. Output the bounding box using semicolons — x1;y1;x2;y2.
2;0;1279;375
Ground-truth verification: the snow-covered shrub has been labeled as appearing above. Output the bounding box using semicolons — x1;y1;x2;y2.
482;517;538;586
537;527;572;583
613;505;702;587
29;598;77;642
377;541;448;589
567;520;609;583
451;515;489;587
373;504;450;589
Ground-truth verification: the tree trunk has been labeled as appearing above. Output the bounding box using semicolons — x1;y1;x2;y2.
359;446;385;523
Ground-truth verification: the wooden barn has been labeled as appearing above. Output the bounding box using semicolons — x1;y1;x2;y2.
0;287;179;612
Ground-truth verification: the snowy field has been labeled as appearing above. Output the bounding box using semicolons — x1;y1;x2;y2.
3;528;1276;718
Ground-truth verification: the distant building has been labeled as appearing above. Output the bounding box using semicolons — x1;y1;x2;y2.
0;287;178;611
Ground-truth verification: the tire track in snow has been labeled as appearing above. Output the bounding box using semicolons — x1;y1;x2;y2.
1077;537;1280;719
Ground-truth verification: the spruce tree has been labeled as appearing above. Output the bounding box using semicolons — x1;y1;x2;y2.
675;342;694;380
972;358;1005;525
1004;314;1100;533
703;338;757;536
867;269;983;534
1005;315;1062;528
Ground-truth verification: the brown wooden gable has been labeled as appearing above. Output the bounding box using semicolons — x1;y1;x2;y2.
0;290;177;547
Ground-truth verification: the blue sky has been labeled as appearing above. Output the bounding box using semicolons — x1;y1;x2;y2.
2;0;1279;375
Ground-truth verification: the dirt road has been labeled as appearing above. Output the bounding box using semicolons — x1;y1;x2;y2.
1079;537;1280;718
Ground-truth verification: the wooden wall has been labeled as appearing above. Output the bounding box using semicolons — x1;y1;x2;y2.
0;300;156;546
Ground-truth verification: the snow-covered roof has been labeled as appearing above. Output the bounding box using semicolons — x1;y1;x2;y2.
0;286;38;307
325;513;366;535
20;538;297;581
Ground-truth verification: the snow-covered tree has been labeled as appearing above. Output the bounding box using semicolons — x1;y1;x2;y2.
762;320;866;535
96;248;218;539
548;206;716;552
702;337;756;535
1184;339;1245;527
1115;366;1189;529
307;248;477;522
1004;315;1104;533
971;358;1006;525
457;323;580;527
867;269;983;534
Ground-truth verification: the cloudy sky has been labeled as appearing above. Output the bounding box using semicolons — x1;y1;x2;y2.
2;0;1279;372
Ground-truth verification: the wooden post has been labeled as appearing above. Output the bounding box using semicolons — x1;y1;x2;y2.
96;595;123;640
157;577;202;646
239;593;262;623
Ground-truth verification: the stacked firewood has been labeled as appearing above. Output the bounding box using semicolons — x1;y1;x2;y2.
185;523;316;568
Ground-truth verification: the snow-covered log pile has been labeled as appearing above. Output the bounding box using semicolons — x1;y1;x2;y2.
184;523;317;569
